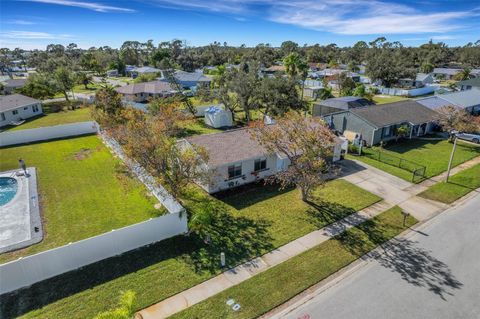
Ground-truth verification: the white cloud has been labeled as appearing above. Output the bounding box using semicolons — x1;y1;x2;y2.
0;31;72;39
145;0;478;35
25;0;135;13
5;19;37;25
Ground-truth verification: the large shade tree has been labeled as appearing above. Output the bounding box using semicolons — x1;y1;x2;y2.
250;112;338;201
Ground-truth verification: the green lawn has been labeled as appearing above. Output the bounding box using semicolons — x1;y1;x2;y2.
372;95;410;104
4;107;92;132
179;119;223;137
170;206;417;319
0;136;163;264
3;180;380;319
354;139;480;182
419;163;480;203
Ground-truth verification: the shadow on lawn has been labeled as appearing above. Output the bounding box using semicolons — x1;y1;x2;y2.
305;197;357;229
214;182;292;210
0;211;273;319
337;219;462;300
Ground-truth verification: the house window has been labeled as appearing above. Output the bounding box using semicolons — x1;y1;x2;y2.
0;113;5;121
228;164;242;179
24;107;28;110
384;126;391;137
12;110;18;115
32;105;39;112
254;158;267;172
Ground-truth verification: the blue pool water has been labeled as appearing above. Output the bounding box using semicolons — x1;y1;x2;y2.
0;177;18;206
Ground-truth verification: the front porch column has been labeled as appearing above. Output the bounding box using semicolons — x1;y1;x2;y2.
409;125;413;139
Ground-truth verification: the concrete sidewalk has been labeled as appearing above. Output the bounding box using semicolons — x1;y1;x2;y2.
137;157;475;319
138;200;393;319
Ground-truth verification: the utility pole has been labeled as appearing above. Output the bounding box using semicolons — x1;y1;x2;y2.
445;136;457;182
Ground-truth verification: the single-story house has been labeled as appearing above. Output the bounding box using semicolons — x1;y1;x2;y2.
416;88;480;115
261;65;286;77
312;96;375;117
128;66;163;78
115;81;178;102
323;100;437;146
457;77;480;91
303;86;323;99
163;70;212;90
106;69;119;77
398;73;433;88
433;68;480;80
1;78;27;94
0;94;42;127
183;128;343;193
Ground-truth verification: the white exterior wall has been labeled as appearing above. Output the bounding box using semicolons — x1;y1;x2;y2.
0;103;43;127
201;154;281;193
0;121;98;147
0;211;188;294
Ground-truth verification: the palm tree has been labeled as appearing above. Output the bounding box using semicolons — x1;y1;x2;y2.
454;68;471;81
283;52;301;78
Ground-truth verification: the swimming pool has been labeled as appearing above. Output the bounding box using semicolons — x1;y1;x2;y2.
0;177;18;206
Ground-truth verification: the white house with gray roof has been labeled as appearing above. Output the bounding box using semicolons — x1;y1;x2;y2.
416;88;480;115
0;94;42;127
115;80;178;102
184;128;343;193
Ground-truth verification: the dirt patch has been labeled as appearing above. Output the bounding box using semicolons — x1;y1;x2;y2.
68;148;94;160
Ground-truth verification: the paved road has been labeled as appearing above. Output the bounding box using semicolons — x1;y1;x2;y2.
279;193;480;319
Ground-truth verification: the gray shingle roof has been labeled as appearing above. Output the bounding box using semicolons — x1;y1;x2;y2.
350;100;437;128
457;77;480;88
315;96;375;110
174;70;212;83
415;96;451;110
437;88;480;108
0;94;40;112
115;81;178;95
186;128;266;167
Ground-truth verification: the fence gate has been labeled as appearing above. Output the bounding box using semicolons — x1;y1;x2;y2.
412;167;426;183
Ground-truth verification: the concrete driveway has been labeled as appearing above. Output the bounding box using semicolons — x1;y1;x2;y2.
276;193;480;319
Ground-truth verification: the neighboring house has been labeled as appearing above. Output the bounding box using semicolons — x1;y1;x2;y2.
128;66;163;78
312;96;375;117
115;81;178;102
184;128;343;193
323;100;437;146
416;88;480;115
433;68;480;80
106;69;118;77
164;70;212;90
261;65;286;77
0;94;42;127
398;73;433;88
1;78;27;94
457;77;480;91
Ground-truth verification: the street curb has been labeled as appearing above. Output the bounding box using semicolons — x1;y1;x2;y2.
264;190;479;319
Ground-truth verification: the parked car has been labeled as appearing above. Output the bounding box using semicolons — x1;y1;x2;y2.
452;131;480;144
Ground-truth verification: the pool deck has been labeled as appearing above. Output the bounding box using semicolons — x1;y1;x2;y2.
0;168;42;255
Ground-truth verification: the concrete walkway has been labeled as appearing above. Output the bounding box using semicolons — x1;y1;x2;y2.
138;159;452;319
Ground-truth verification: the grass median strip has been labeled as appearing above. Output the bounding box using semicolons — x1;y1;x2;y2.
419;163;480;204
170;206;417;319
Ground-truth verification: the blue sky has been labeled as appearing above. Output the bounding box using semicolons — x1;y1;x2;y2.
0;0;479;49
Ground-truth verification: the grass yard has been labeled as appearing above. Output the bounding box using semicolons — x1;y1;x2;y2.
419;163;480;203
3;101;91;132
179;119;223;137
372;95;410;104
354;139;480;182
170;206;417;319
2;180;380;319
0;135;163;264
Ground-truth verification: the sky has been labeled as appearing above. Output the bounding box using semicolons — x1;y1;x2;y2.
0;0;479;50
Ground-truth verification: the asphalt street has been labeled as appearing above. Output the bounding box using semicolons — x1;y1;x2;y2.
280;193;480;319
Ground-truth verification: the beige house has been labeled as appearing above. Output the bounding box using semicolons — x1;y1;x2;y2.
115;81;178;102
183;128;344;194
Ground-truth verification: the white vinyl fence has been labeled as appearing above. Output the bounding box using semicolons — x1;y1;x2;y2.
0;121;99;147
0;211;187;294
377;86;435;97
